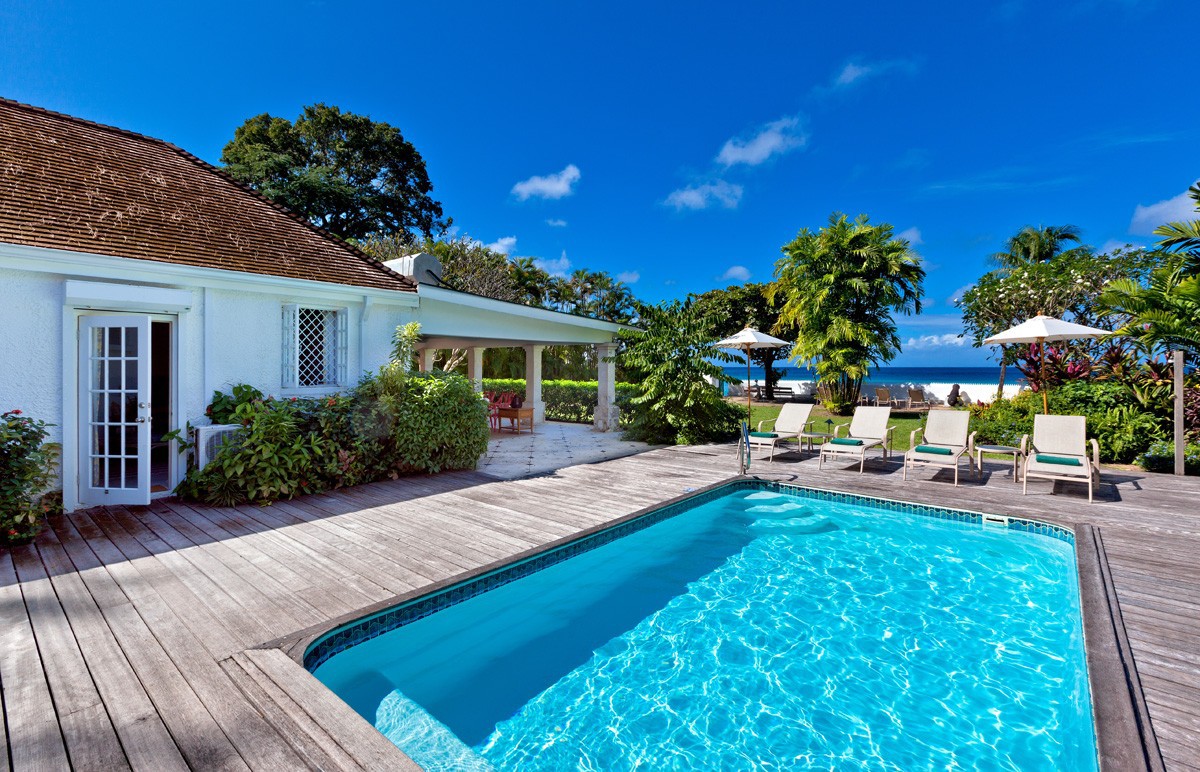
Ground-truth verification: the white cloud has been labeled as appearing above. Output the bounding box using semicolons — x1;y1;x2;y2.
903;333;966;351
1099;239;1142;255
534;251;572;278
545;218;568;227
947;284;974;306
485;235;517;255
512;164;581;201
716;116;807;167
835;62;872;87
896;226;923;246
1130;185;1198;235
829;59;918;90
664;180;744;211
616;270;640;284
720;265;751;282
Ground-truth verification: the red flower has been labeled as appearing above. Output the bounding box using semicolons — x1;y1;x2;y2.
7;529;16;536
11;409;21;415
290;397;298;402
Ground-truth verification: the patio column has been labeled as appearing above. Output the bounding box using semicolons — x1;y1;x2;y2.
524;344;545;423
594;342;620;432
418;348;435;372
467;346;485;392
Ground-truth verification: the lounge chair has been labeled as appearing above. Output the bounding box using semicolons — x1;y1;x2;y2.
906;388;930;409
873;387;897;407
818;406;895;473
903;410;976;486
1021;415;1101;502
751;403;826;461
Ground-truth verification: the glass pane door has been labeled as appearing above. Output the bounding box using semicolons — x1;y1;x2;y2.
78;315;151;506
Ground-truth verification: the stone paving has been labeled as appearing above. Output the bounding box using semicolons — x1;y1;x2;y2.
477;420;652;479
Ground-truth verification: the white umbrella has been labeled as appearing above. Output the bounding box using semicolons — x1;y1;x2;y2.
714;327;791;425
983;314;1111;414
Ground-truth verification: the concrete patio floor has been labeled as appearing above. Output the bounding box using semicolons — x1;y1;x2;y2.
478;420;652;478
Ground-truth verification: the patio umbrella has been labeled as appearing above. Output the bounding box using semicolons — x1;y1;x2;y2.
983;314;1112;414
713;327;791;425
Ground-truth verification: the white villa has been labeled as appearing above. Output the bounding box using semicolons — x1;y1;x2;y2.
0;98;624;513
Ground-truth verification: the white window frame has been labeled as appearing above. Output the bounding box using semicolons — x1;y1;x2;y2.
282;303;348;391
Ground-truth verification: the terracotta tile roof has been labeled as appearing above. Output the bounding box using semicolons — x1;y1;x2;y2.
0;98;416;292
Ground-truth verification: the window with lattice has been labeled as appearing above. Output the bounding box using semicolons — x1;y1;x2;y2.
282;305;347;388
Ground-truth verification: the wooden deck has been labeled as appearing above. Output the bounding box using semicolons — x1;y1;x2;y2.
2;444;1199;770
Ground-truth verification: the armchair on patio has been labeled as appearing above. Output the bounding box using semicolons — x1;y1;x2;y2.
873;387;898;407
1021;414;1102;503
818;406;895;474
903;410;976;486
750;403;821;462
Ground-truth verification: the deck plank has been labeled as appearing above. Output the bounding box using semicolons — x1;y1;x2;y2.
0;548;70;771
3;441;1200;768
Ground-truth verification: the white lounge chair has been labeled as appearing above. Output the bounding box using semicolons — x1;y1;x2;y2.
1021;415;1101;503
906;388;930;409
751;403;816;461
873;387;898;407
818;406;895;473
903;410;976;486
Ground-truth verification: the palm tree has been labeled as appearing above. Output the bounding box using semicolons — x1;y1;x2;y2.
991;225;1084;268
1101;186;1200;358
1153;183;1200;265
769;213;925;412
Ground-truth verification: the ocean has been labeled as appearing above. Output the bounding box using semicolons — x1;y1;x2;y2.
720;365;1007;386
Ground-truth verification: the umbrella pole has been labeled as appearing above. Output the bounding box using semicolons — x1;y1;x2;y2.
1040;337;1048;414
746;350;752;427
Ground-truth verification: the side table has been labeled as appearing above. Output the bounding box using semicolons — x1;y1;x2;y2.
975;444;1024;482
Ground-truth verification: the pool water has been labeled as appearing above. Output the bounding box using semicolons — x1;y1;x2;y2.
311;488;1098;770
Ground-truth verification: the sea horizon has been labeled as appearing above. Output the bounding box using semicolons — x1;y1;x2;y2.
720;364;1012;386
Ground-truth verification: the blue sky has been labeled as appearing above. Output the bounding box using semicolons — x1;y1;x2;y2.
3;1;1198;366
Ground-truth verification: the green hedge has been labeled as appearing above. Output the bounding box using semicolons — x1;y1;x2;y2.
181;367;489;506
482;378;637;424
1138;441;1200;475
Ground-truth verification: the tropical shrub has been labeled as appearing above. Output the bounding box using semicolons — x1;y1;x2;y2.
1;410;60;546
617;299;743;445
481;378;638;424
181;324;490;506
1138;441;1200;475
1089;405;1167;464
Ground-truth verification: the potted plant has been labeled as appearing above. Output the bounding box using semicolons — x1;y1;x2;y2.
1;409;60;547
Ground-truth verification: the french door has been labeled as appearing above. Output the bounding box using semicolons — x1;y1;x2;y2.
78;315;151;506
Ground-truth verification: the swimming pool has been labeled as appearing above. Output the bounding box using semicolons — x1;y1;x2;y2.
308;482;1098;769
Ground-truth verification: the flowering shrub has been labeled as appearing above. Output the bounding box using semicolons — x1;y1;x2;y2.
1;410;60;546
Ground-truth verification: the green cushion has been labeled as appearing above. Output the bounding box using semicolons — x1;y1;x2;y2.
829;437;863;446
1035;454;1083;466
750;431;779;438
914;445;953;455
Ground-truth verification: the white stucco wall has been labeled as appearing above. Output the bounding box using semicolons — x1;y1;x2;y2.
0;248;420;511
1;267;65;445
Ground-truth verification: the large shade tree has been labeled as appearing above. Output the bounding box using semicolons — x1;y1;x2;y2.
961;243;1165;395
768;213;924;413
693;283;792;400
221;103;448;241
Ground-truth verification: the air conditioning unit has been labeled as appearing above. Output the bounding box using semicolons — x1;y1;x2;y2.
194;424;242;472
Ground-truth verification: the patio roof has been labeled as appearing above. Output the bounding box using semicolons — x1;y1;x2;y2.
414;284;628;347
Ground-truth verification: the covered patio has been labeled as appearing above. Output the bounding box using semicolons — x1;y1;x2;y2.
408;278;628;431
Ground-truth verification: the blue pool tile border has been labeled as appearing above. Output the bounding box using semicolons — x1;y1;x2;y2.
302;479;1074;672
